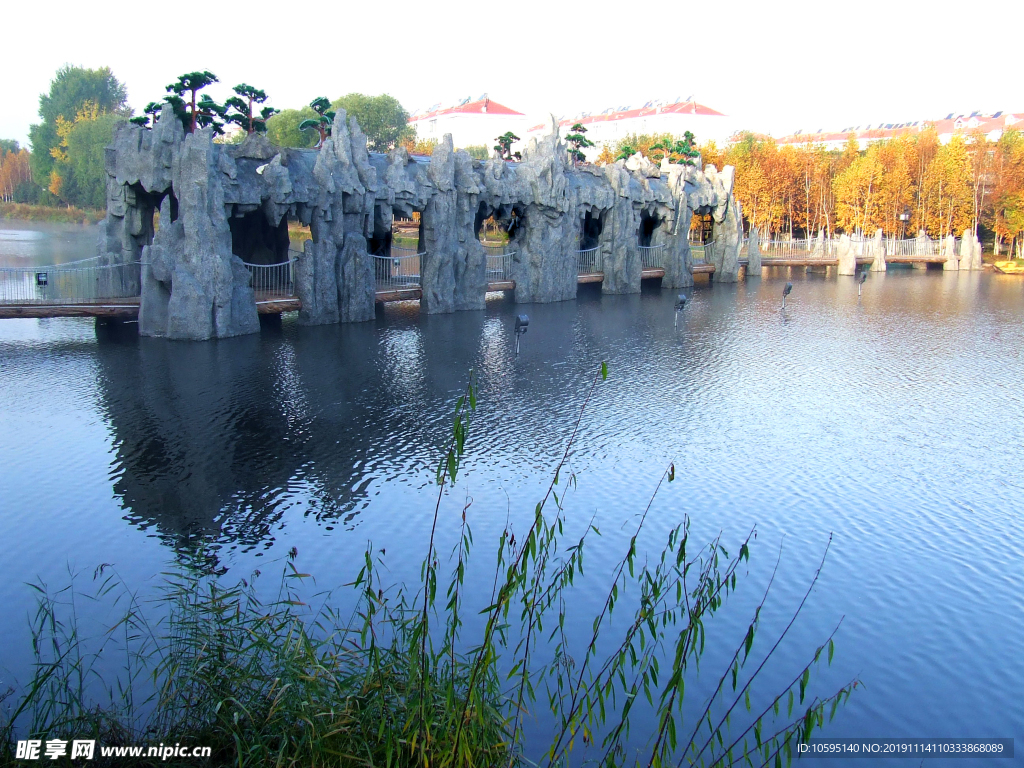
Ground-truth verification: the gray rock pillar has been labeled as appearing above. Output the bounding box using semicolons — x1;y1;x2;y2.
942;235;958;271
140;129;259;341
870;228;886;272
661;170;693;289
601;196;641;294
746;226;763;278
836;234;856;275
512;207;577;302
295;226;340;325
453;150;487;311
959;229;982;270
661;204;694;288
420;138;457;314
711;198;742;282
510;118;577;304
337;232;375;322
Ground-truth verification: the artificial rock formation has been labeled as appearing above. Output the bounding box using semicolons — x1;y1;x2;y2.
99;109;740;340
942;235;959;271
836;234;857;276
959;230;982;271
869;229;885;272
746;226;762;277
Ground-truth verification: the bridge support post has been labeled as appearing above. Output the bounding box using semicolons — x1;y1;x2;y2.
870;228;886;272
942;235;958;271
836;234;856;275
746;226;763;278
711;198;742;282
600;196;641;294
959;229;982;270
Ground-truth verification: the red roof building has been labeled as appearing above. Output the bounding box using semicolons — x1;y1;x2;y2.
408;95;531;151
524;98;734;161
776;112;1024;150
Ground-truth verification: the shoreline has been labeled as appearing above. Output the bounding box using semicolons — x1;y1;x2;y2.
0;202;105;225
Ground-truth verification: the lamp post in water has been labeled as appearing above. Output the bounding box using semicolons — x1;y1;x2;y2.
514;314;529;355
674;294;687;327
858;270;868;297
782;282;793;309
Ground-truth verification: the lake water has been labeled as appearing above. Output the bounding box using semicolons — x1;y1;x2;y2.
1;220;1022;764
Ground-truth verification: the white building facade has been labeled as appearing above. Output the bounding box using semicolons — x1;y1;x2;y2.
524;99;735;161
408;96;532;151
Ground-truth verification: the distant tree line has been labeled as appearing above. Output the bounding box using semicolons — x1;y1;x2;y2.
4;65;422;211
600;129;1024;255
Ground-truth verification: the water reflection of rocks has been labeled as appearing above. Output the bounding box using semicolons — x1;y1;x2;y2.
93;308;502;553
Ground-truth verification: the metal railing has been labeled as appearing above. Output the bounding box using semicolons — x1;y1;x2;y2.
243;259;296;301
759;238;819;259
638;244;665;270
374;248;422;291
0;261;141;305
690;240;715;265
576;246;602;274
885;237;942;257
485;246;515;283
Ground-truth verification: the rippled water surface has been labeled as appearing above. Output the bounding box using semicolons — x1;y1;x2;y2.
1;222;1023;761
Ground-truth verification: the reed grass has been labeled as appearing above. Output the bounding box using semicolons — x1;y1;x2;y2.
1;365;856;767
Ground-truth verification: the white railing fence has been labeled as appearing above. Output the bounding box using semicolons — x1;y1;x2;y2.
885;237;943;257
0;261;141;305
638;244;665;270
243;259;296;300
576;246;602;274
374;248;422;290
759;238;819;258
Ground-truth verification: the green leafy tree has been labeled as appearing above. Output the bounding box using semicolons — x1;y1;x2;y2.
494;131;521;161
565;123;594;165
28;65;128;198
266;107;319;148
461;145;490;160
298;97;336;148
225;84;278;135
331;93;412;152
66;113;124;208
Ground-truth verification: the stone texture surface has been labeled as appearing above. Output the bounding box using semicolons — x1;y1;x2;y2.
746;226;762;277
837;234;856;275
942;235;958;270
870;228;887;272
103;107;744;339
959;230;982;270
711;197;742;282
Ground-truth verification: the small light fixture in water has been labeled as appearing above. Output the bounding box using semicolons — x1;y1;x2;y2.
782;282;793;309
674;294;687;327
858;270;868;296
514;314;529;355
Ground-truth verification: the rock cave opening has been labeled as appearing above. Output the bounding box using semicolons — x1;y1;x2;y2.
228;207;289;266
580;209;604;250
691;212;713;243
368;204;392;258
638;209;662;247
